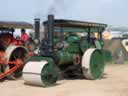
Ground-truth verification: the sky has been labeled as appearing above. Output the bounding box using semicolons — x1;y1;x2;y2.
0;0;128;26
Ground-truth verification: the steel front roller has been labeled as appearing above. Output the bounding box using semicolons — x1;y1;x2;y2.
23;61;58;87
82;48;104;80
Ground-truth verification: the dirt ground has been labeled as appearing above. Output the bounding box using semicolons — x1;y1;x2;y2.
1;64;128;96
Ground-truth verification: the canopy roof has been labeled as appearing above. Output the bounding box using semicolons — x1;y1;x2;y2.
43;19;107;32
0;21;33;29
43;19;107;28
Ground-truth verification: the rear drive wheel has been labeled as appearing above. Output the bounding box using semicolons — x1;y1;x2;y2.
82;48;104;79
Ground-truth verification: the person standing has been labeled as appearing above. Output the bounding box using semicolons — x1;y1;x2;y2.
21;29;29;42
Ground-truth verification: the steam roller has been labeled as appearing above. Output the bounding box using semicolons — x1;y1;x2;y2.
22;48;104;87
0;45;28;79
22;15;106;87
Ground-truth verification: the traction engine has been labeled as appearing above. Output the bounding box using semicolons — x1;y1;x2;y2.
22;15;107;87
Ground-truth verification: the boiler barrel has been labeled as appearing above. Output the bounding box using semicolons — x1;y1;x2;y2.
56;51;74;65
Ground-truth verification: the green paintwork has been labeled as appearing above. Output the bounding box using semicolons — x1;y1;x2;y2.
90;50;104;79
56;51;74;65
80;39;89;53
41;62;58;86
54;27;103;33
65;35;81;53
67;34;80;43
66;43;81;53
